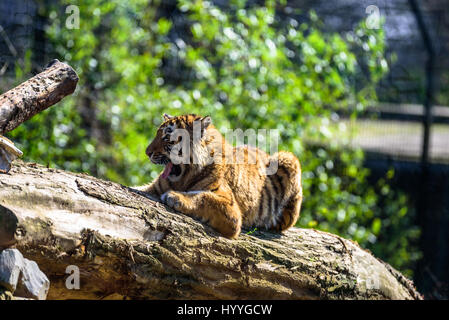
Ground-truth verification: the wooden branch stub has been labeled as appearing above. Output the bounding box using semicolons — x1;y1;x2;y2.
0;135;23;173
0;59;79;135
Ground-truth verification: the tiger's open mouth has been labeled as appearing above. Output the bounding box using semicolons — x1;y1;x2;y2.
161;161;182;179
161;161;173;179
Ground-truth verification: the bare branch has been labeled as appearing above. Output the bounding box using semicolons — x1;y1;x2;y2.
0;59;79;135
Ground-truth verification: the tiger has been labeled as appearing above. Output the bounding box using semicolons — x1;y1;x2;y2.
134;114;302;239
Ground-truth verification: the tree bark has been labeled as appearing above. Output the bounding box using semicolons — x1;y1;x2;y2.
0;59;79;135
0;161;422;300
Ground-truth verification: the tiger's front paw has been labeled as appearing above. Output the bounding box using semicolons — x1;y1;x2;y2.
161;191;183;211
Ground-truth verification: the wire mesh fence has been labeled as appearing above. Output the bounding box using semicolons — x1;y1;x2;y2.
345;103;449;163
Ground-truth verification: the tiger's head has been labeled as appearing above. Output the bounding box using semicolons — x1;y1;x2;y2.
145;113;213;179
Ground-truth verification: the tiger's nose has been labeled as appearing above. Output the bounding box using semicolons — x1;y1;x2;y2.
146;147;153;158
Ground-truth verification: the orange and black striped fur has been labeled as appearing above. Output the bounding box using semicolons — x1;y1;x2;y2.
135;114;302;239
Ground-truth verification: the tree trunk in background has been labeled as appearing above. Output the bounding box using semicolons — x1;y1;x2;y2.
0;59;78;135
0;161;422;300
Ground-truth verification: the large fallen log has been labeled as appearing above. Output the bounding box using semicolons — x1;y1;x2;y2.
0;59;78;135
0;161;422;300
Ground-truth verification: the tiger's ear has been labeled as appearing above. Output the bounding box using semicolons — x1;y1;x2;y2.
201;115;212;129
163;113;174;121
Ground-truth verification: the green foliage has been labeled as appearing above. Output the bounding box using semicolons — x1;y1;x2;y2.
6;0;419;275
